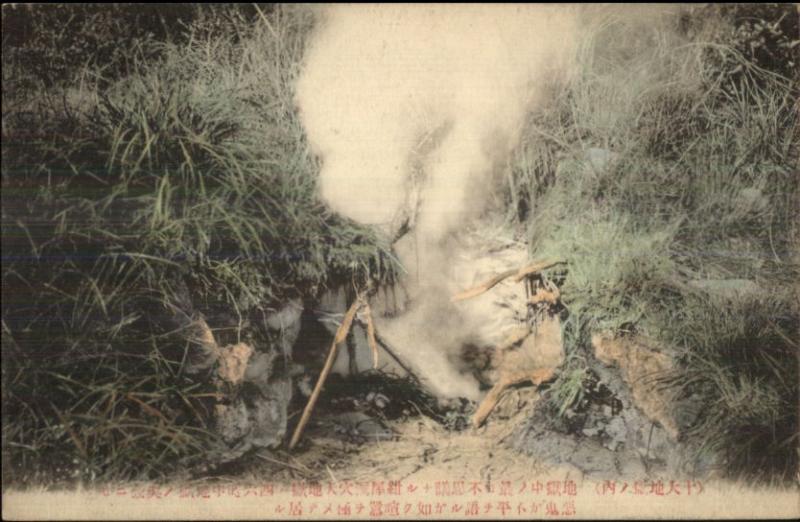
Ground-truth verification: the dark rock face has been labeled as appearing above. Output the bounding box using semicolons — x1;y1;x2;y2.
512;345;712;479
212;350;295;461
185;300;302;463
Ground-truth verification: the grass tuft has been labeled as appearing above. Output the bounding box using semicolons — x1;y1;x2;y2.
2;5;398;486
506;4;799;482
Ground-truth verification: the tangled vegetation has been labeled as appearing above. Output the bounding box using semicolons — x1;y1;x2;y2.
507;4;799;483
2;5;397;486
2;4;797;487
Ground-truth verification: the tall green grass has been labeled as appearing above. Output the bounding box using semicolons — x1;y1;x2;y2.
507;5;799;482
2;4;797;487
2;5;398;486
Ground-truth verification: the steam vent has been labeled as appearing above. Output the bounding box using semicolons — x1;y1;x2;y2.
3;4;798;519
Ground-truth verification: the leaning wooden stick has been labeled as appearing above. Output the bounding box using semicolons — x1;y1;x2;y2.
362;303;380;369
359;324;422;383
472;367;556;428
512;259;566;283
450;268;518;302
289;297;361;450
451;259;566;303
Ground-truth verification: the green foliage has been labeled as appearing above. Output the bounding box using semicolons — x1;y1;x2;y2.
2;5;398;486
2;4;195;88
684;4;800;84
507;4;799;482
664;291;798;482
2;3;797;487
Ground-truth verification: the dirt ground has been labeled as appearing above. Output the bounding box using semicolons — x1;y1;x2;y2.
211;386;580;488
4;388;799;520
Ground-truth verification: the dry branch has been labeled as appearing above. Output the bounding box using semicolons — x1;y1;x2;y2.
353;318;422;383
362;303;380;369
451;258;566;303
472;368;555;428
512;259;566;283
289;297;361;450
450;268;518;302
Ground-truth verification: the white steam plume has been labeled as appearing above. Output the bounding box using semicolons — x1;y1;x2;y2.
296;4;578;400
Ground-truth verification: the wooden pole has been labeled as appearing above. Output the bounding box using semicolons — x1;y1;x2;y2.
289;298;361;450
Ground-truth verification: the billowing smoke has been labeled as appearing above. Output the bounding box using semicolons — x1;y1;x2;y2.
296;5;578;399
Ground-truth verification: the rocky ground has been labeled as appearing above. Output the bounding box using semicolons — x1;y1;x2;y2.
3;209;707;490
196;216;708;488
